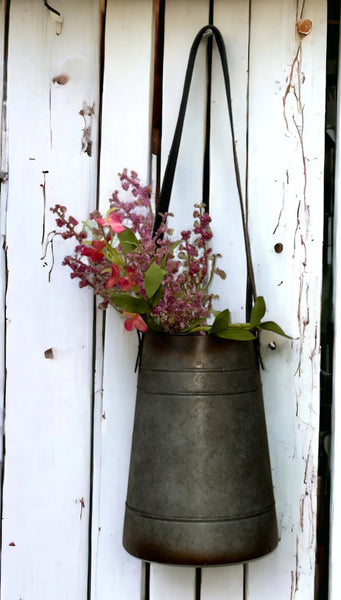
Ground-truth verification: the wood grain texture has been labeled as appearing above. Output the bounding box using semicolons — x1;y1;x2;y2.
330;0;341;596
247;0;327;599
90;2;154;599
1;1;100;598
0;0;7;484
154;0;249;597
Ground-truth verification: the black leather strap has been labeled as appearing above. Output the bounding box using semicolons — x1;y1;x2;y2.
154;24;257;302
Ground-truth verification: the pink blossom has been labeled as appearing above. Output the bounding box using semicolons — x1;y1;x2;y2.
107;264;120;288
81;241;106;262
123;313;148;332
119;267;138;291
94;212;125;233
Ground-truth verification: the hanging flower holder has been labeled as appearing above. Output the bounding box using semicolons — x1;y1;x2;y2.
122;25;279;565
123;332;278;565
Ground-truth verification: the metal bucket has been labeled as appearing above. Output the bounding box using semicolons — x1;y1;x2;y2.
123;333;278;565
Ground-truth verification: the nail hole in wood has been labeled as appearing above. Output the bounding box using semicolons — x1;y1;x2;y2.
52;74;69;85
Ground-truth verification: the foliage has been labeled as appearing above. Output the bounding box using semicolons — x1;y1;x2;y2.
51;169;289;341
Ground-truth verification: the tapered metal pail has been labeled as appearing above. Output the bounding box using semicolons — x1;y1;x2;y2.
123;333;278;565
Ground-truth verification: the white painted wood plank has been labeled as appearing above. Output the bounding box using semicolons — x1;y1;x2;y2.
0;0;7;481
246;1;327;599
208;0;250;324
200;1;250;597
1;1;100;598
156;1;248;598
150;565;195;600
330;1;341;597
91;2;154;599
201;567;244;600
152;3;208;597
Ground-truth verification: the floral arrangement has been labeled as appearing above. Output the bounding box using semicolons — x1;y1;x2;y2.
51;169;287;340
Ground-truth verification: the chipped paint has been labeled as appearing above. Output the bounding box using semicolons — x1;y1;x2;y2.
279;3;322;598
282;21;312;378
79;102;95;156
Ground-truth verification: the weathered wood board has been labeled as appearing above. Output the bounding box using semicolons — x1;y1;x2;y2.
0;0;7;510
90;1;153;599
330;0;341;597
247;2;327;599
1;1;100;598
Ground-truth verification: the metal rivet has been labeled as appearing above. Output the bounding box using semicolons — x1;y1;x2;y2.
274;243;283;253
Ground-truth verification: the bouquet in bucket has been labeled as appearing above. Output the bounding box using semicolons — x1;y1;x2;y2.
51;169;287;341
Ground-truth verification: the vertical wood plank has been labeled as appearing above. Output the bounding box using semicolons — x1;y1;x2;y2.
330;1;341;597
152;4;206;596
207;0;250;324
154;1;249;598
91;2;154;599
1;1;100;598
246;1;327;599
201;567;244;600
150;565;196;600
201;1;250;597
0;0;8;494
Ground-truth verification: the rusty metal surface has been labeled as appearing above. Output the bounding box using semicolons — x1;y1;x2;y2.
123;333;278;565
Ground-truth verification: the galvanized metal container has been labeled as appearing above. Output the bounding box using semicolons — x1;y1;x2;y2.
123;332;278;565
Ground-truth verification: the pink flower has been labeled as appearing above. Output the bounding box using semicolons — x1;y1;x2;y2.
81;240;106;262
123;313;147;332
94;212;125;233
119;266;138;290
107;264;121;288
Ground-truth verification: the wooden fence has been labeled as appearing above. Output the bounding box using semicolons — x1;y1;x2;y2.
0;0;330;598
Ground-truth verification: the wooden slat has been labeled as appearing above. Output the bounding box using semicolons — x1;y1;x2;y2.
246;1;327;599
200;1;250;596
150;565;196;600
0;1;100;598
154;1;249;598
330;0;341;596
90;2;154;599
151;2;207;597
201;567;244;600
205;0;250;324
0;0;8;490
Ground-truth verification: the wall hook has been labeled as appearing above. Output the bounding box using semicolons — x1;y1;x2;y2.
44;1;63;35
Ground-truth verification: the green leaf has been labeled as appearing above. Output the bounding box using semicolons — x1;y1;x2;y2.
250;296;266;329
144;263;166;298
147;316;163;332
214;328;256;341
259;321;291;338
160;240;181;268
110;293;149;314
210;309;230;335
118;228;139;254
150;284;164;308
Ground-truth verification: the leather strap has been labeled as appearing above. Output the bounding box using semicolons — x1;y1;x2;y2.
153;24;257;302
